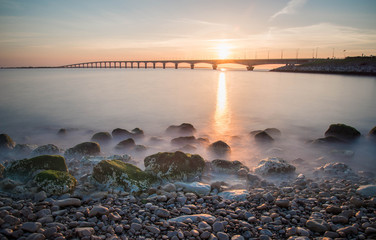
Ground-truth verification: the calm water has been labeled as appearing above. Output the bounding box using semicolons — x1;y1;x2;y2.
1;68;375;174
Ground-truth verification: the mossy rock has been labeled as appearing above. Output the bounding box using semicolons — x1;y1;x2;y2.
114;138;136;151
0;134;15;151
34;170;77;195
144;151;205;181
92;160;157;192
64;142;100;160
5;155;68;182
211;159;249;174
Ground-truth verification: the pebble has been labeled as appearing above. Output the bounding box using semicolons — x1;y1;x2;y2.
21;222;42;232
155;208;170;218
275;199;290;208
306;219;329;233
89;205;109;217
217;232;229;240
54;198;81;207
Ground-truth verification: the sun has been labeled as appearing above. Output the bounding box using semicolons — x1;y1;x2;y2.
217;43;232;59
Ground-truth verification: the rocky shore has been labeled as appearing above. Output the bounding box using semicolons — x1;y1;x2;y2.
0;123;375;240
271;57;376;75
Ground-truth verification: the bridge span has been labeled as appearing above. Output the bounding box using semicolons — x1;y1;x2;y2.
61;58;317;71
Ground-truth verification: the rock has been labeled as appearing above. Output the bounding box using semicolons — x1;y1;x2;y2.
131;128;144;138
211;159;249;174
324;123;361;141
0;178;21;190
131;223;142;231
166;123;196;136
208;141;231;156
171;136;197;146
264;128;282;137
12;144;36;158
89;205;109;217
92;159;157;192
213;222;225;232
31;144;60;157
369;126;376;138
317;162;354;175
0;163;4;178
336;226;358;236
75;227;95;237
275;199;290;208
91;132;112;145
80;154;131;165
231;235;245;240
64;142;100;160
114;138;136;151
144;151;205;181
146;225;160;234
26;233;45;240
356;185;376;197
306;219;330;233
168;214;216;223
254;157;296;175
331;215;348;224
34;170;77;195
112;128;132;140
34;191;47;202
329;149;354;158
155;208;170;218
4;215;20;225
21;222;42;232
162;183;176;192
57;128;67;135
0;133;15;151
54;198;81;207
311;136;345;145
4;155;68;182
254;131;274;143
325;205;342;214
218;189;249;201
175;182;211;196
217;232;229;240
198;221;211;231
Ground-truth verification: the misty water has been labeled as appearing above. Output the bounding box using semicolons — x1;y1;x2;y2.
0;68;375;178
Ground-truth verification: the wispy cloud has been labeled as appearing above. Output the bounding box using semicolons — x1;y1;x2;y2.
269;0;307;21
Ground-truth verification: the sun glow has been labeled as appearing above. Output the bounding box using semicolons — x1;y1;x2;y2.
217;43;232;59
214;72;231;138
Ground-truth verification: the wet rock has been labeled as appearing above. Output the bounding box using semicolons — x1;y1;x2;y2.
89;205;109;217
208;141;231;156
0;178;21;190
22;222;42;232
336;226;358;236
146;225;160;234
325;205;342;214
155;208;170;218
306;219;330;233
54;198;81;208
331;215;348;224
31;144;60;157
144;151;205;181
275;199;290;208
166;123;196;136
168;214;216;223
254;131;274;143
34;170;77;195
64;142;100;160
0;133;15;151
175;182;211;196
162;183;176;192
325;123;361;141
4;155;68;182
34;191;47;202
112;128;132;140
217;232;229;240
211;159;249;175
231;235;245;240
317;162;354;176
357;184;376;197
4;215;20;225
114;138;136;151
92;159;157;192
213;222;225;232
218;189;249;201
26;233;45;240
254;157;296;175
75;227;95;237
198;221;211;231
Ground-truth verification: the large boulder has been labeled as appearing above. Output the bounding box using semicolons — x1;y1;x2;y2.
92;160;157;192
31;144;60;157
356;185;376;197
211;159;249;175
254;131;274;143
34;170;76;195
4;155;68;182
369;126;376;139
11;144;37;158
208;141;231;156
114;138;136;151
64;142;100;160
325;123;361;141
144;151;205;181
166;123;196;136
112;128;132;140
254;157;296;175
171;136;197;146
131;128;144;139
0;134;15;151
91;132;112;145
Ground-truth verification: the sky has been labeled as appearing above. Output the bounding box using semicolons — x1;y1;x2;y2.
0;0;375;67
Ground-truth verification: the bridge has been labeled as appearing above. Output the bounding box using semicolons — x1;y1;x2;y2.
60;58;317;71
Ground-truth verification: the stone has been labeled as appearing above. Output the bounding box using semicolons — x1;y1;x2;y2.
155;208;170;218
208;141;231;156
0;133;15;151
231;235;244;240
114;138;136;151
54;198;81;207
26;233;45;240
211;159;249;174
4;215;20;225
213;222;224;232
12;144;36;158
115;225;123;233
254;131;274;143
217;232;229;240
166;123;196;136
198;221;211;231
175;182;211;196
22;222;42;232
31;144;60;157
306;219;329;233
218;189;249;201
311;136;345;145
369;126;376;138
317;162;354;176
168;214;216;223
34;191;47;202
171;136;197;146
89;205;109;217
112;128;132;139
34;170;77;195
146;225;160;234
325;205;342;214
254;157;296;175
4;155;68;182
64;142;100;160
325;123;361;141
131;128;144;138
181;207;191;214
356;185;376;197
144;151;205;181
275;199;290;208
92;159;157;192
109;212;121;221
331;215;348;224
264;128;282;137
162;183;176;192
75;227;95;237
336;226;358;236
131;223;142;231
91;132;112;145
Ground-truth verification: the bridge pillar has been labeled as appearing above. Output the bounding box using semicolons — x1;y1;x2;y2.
137;62;140;68
163;63;166;69
212;64;217;70
131;62;133;68
124;62;127;68
191;64;194;69
175;63;178;69
145;62;147;69
153;63;156;69
247;65;254;71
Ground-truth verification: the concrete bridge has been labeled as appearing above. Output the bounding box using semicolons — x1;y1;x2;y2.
60;58;317;71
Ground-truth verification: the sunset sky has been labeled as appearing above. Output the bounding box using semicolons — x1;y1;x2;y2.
0;0;375;67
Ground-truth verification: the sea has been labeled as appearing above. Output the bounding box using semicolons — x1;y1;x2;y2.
0;68;375;176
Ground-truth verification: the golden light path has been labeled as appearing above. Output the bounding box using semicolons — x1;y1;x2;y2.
214;71;231;138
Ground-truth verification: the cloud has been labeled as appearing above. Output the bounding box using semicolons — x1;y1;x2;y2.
269;0;307;21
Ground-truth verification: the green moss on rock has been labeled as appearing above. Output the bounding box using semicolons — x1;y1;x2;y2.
34;170;76;195
211;159;249;174
144;151;205;181
5;155;68;182
92;160;157;192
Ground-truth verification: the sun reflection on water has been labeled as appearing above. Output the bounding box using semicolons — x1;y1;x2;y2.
214;72;231;139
